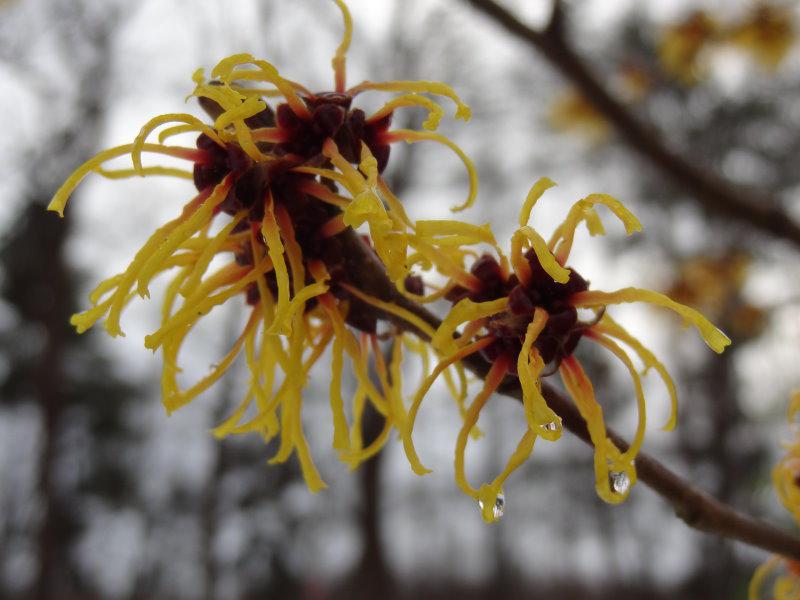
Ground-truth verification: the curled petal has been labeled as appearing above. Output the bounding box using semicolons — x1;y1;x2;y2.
518;177;557;227
585;329;647;461
368;94;446;131
48;143;203;217
512;226;571;284
454;356;513;513
132;113;223;174
517;310;563;441
550;193;642;263
402;337;494;475
432;297;508;354
592;314;678;431
349;79;471;121
382;129;477;212
560;356;636;504
571;288;731;353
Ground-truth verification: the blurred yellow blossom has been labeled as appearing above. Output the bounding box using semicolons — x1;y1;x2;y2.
47;0;479;492
549;90;611;143
666;251;766;341
728;4;796;70
659;10;719;84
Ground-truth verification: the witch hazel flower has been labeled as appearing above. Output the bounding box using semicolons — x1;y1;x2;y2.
47;0;481;491
47;0;732;523
402;178;730;520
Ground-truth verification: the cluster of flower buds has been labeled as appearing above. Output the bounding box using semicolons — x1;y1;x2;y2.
50;0;729;521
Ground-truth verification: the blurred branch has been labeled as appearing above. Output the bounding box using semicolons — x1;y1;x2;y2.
337;226;800;561
460;0;800;249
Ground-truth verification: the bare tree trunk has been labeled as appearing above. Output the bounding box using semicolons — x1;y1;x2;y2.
31;209;71;600
22;6;117;592
351;401;392;600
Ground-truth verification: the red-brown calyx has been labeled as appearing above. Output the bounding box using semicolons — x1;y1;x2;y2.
448;250;593;373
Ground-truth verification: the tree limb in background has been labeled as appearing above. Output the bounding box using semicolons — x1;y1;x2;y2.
461;0;800;249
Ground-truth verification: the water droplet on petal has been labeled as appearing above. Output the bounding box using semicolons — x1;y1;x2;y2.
609;471;630;495
542;421;558;432
478;491;506;521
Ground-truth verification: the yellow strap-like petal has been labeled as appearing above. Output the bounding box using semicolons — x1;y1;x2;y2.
513;226;571;284
748;556;782;600
416;220;496;246
48;143;201;216
586;330;647;462
368;94;446;131
383;129;477;212
518;177;557;227
551;193;642;263
180;210;247;298
132;113;223;174
339;283;436;339
572;288;731;353
261;198;292;335
328;333;350;451
163;307;261;413
517;310;562;441
454;356;510;499
432;297;508;354
348;80;471;121
402;337;494;475
593;313;678;431
145;258;270;350
95;165;193;180
135;177;231;297
560;357;637;504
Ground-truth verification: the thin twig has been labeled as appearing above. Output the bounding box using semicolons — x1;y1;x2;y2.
337;227;800;560
460;0;800;249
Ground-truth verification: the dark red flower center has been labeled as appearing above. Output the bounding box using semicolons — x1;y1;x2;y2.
447;250;592;373
186;91;416;335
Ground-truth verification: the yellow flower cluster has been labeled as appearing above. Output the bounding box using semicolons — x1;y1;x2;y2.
751;392;800;599
50;0;730;521
49;0;479;492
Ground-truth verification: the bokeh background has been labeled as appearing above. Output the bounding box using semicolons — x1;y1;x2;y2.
1;0;800;598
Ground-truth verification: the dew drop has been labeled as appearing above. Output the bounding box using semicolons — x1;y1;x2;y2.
542;421;558;432
609;471;630;495
478;491;506;521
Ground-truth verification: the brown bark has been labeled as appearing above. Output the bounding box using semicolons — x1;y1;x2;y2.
31;213;70;600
